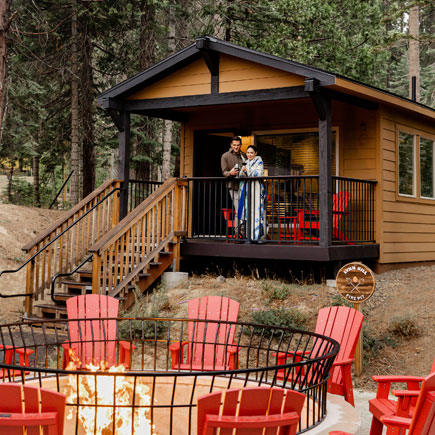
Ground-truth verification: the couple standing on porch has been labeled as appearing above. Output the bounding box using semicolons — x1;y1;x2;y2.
221;136;267;242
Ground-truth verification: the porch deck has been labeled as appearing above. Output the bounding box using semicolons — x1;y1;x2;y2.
180;238;379;262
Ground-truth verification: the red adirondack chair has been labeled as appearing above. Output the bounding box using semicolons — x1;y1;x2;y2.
62;294;135;369
222;208;237;240
296;191;352;242
368;356;435;435
275;306;364;406
197;387;306;435
0;383;66;435
169;296;240;371
329;372;435;435
0;344;34;379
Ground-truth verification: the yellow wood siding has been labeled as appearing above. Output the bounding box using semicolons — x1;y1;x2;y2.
380;107;435;264
219;54;305;92
129;59;211;99
340;107;377;180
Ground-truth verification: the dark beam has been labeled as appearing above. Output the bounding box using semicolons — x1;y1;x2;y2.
180;240;380;262
323;88;379;111
201;50;219;93
317;93;332;248
118;111;130;220
102;86;309;112
108;109;124;131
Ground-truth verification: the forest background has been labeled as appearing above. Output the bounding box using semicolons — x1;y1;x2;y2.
0;0;433;208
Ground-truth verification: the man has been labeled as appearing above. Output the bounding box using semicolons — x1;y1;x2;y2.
221;136;246;236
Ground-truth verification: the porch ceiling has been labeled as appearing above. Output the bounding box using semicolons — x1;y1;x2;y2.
180;240;380;262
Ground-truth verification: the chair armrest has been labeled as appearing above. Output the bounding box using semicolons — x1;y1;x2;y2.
391;389;420;398
372;375;425;383
227;346;238;354
14;348;35;366
380;414;412;429
372;375;423;400
332;357;354;367
118;341;136;368
169;341;189;369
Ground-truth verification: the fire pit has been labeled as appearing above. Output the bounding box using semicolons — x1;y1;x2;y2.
0;317;339;434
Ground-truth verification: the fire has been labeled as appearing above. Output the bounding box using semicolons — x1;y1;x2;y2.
65;352;154;435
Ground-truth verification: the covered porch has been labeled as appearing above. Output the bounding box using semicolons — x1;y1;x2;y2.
100;36;381;263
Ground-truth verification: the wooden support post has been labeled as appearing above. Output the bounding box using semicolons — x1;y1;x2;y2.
317;95;332;248
92;254;102;295
112;181;121;227
118;111;130;221
354;303;363;376
305;79;332;248
25;253;35;318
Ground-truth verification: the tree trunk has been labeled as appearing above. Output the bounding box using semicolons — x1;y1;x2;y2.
70;0;80;205
0;0;11;142
134;0;158;181
409;5;420;102
33;155;40;207
80;15;96;197
161;1;176;181
7;162;13;203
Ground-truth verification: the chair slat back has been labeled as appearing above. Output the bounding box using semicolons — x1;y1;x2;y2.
332;192;351;226
197;387;305;435
187;296;240;369
0;384;66;435
314;306;363;386
66;294;119;367
410;373;435;434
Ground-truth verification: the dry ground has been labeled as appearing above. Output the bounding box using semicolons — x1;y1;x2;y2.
0;202;433;391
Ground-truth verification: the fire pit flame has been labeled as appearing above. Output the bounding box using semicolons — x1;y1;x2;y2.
65;352;154;435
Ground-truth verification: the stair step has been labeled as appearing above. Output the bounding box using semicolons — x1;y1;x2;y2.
150;262;162;267
34;303;67;312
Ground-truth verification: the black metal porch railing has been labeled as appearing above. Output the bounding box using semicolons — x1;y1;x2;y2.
185;176;376;245
128;179;163;212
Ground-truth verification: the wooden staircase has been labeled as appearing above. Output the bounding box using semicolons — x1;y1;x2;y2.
20;178;187;321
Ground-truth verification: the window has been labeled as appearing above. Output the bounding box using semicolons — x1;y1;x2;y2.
398;129;435;200
398;131;415;196
255;131;338;176
420;137;435;199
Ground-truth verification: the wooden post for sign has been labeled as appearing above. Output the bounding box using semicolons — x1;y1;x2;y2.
353;303;363;376
336;262;376;377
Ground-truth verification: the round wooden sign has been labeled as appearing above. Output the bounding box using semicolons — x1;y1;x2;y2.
336;262;376;304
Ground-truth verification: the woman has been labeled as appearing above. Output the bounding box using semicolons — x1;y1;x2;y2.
237;145;267;241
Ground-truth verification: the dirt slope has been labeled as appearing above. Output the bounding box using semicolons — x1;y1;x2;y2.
0;203;433;389
0;203;65;322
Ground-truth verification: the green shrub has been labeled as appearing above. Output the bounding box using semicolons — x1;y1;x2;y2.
261;281;291;302
2;177;34;206
330;294;353;308
363;330;397;359
388;315;421;339
119;286;168;339
250;307;307;336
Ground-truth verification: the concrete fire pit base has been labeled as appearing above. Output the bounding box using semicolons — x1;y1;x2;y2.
27;375;359;434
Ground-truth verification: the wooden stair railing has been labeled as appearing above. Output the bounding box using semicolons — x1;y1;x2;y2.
89;178;187;301
21;179;122;317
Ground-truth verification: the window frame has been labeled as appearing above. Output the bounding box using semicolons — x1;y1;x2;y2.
396;125;435;202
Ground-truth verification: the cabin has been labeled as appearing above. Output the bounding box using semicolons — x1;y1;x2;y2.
20;36;435;320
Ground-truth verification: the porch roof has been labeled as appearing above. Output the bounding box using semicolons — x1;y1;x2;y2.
98;36;434;121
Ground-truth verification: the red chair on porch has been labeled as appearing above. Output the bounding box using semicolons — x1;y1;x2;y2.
169;296;240;371
296;191;352;242
368;356;435;435
329;372;435;435
222;208;237;240
275;306;364;406
0;383;66;435
197;387;306;435
62;294;135;369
